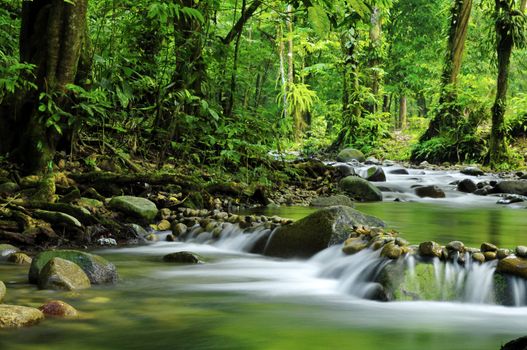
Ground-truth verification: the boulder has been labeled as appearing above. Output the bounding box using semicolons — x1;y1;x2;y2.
310;195;354;208
7;252;32;265
0;244;19;259
339;176;383;202
501;336;527;350
0;280;5;303
389;168;409;175
39;300;79;318
336;148;366;163
457;179;477;193
109;195;158;221
365;166;386;182
516;245;527;258
492;180;527;196
29;250;117;285
414;185;446;198
0;305;44;328
38;257;91;290
460;167;484;176
162;251;202;264
496;256;527;279
264;206;385;259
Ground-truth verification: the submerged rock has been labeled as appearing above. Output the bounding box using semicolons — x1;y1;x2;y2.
339;176;383;202
29;250;117;285
264;206;385;259
39;300;79;318
38;257;91;291
336;148;365;163
0;305;44;328
109;195;158;222
310;195;354;208
162;251;202;264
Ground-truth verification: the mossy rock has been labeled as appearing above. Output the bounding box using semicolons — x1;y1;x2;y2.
29;250;118;285
0;305;44;328
163;251;202;264
365;166;386;182
38;257;91;291
109;195;158;222
496;256;527;279
339;176;383;202
0;244;19;259
336;148;366;163
264;206;385;259
0;281;5;303
33;209;82;228
7;252;32;265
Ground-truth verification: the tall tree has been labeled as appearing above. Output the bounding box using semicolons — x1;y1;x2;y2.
0;0;88;174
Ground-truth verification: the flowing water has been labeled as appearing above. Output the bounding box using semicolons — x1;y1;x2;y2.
2;167;527;350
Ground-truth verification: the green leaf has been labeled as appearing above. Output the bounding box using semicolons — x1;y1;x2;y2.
308;5;330;38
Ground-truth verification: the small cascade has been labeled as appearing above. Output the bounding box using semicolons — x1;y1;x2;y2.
510;277;527;306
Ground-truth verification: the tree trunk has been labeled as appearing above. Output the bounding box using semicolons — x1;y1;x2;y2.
0;0;88;174
398;95;407;129
418;0;473;142
366;7;382;114
489;0;514;166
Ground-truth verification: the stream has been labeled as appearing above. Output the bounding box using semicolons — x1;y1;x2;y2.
2;166;527;349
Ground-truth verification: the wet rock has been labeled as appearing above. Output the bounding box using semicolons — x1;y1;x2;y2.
264;206;384;259
157;219;171;231
0;305;44;328
336;148;365;163
0;244;20;259
389;168;409;175
460;167;484;176
39;300;78;318
481;242;498;253
483;251;497;261
381;242;402;259
380;263;444;301
33;210;82;228
496;256;527;279
501;336;527;350
310;195;354;208
333;163;356;177
492;180;527;196
159;208;171;220
163;251;202;264
109;195;158;222
418;241;443;259
166;234;176;242
339;176;383;202
365;166;386;182
473;185;493;196
497;248;511;260
145;233;158;241
515;246;527;258
446;241;465;253
497;194;526;205
342;237;369;255
457;179;477;193
365;157;380;165
29;250;117;285
414;185;446;198
171;222;188;237
472;252;485;264
38;257;91;291
0;281;5;302
7;252;32;265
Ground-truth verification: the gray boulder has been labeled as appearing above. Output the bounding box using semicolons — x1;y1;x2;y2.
109;195;158;222
264;206;385;258
339;176;383;202
336;148;366;163
492;180;527;196
310;195;354;207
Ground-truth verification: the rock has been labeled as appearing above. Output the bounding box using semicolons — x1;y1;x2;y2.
77;197;103;210
446;241;465;253
145;233;158;241
38;257;91;291
501;336;527;350
0;305;44;328
333;163;356;177
389;168;409;175
29;250;117;285
126;223;149;242
7;252;32;265
336;148;366;163
0;182;20;194
365;166;386;182
460;167;484;176
473;185;493;196
457;179;477;193
497;194;526;205
166;234;176;241
496;256;527;279
492;180;527;196
157;219;171;231
33;209;82;228
159;208;171;220
497;248;511;260
171;222;188;237
342;237;369;255
484;251;497;261
515;245;527;258
365;157;380;165
0;244;19;259
310;195;354;208
472;252;485;263
264;206;385;259
481;242;498;253
109;195;158;222
414;185;446;198
163;251;202;264
339;176;383;202
0;281;5;303
39;300;78;318
418;241;443;258
381;242;402;259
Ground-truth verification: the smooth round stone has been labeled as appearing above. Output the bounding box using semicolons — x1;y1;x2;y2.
39;300;78;318
162;251;202;264
481;242;498;253
497;248;511;260
483;251;497;261
472;252;485;264
0;305;44;328
516;246;527;258
446;241;465;252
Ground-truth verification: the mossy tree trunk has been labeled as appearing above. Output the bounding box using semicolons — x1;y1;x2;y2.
0;0;88;174
418;0;473;142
